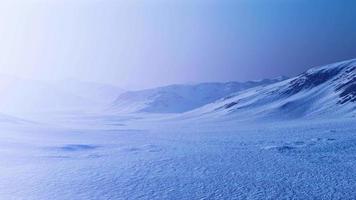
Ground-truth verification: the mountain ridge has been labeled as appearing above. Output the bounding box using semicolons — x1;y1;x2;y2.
110;77;287;113
185;58;356;120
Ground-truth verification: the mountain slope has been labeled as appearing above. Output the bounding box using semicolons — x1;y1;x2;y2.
110;78;286;113
186;59;356;120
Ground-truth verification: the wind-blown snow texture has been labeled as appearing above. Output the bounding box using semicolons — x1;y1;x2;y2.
0;116;356;200
0;59;356;200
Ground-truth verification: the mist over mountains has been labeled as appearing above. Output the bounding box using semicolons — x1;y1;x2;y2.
0;59;355;121
0;75;123;115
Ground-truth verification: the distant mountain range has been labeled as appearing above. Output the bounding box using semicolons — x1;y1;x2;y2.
1;58;355;121
110;77;287;113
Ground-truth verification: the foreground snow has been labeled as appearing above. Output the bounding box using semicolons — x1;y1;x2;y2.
0;115;355;200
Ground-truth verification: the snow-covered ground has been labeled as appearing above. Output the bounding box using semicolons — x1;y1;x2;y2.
0;59;355;199
0;113;355;200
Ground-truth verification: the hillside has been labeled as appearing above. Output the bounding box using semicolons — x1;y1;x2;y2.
186;59;356;120
110;78;286;113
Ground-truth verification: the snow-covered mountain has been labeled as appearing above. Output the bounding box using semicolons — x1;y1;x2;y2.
187;59;356;120
110;77;286;113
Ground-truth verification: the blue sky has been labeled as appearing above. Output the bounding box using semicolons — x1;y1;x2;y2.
0;0;355;89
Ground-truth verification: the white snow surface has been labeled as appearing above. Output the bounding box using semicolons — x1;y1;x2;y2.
0;113;356;200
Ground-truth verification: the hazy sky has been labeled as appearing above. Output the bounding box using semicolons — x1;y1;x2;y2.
0;0;356;89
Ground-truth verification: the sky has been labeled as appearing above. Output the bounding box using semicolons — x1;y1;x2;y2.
0;0;355;89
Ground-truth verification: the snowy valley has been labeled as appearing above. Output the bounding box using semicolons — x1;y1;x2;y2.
0;59;356;199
